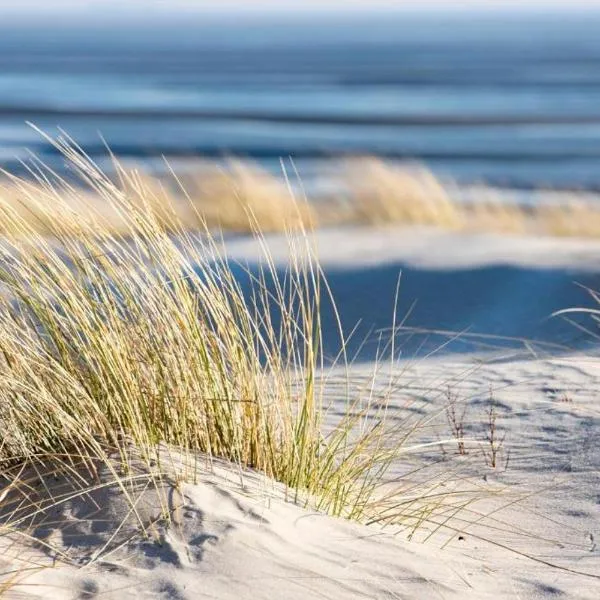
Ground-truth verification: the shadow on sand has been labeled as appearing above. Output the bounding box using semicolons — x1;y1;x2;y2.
229;260;600;363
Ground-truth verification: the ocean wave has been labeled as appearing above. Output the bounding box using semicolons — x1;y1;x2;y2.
5;105;600;127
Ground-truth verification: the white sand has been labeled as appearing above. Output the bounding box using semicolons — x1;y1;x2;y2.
2;227;600;599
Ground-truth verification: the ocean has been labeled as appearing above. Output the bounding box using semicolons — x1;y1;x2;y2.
2;11;600;190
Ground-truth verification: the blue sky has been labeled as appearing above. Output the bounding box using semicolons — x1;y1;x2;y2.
0;0;597;24
1;0;597;13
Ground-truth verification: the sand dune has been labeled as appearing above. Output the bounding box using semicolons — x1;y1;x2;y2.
4;351;600;600
4;430;598;600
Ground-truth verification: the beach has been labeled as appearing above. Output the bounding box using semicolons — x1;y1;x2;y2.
1;7;600;599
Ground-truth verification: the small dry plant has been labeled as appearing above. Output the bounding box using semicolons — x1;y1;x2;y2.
445;387;468;456
481;389;506;469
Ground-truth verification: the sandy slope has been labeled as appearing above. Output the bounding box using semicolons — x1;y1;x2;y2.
2;227;600;599
2;457;573;600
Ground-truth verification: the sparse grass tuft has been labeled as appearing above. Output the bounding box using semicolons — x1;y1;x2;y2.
185;159;317;232
536;198;600;238
342;157;464;228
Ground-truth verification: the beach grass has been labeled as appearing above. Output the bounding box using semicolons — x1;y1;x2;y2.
0;136;450;556
2;151;600;239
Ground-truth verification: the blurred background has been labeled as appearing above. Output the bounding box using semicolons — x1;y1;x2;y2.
1;1;600;192
2;1;600;356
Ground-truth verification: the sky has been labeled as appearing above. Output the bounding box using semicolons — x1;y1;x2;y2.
1;0;599;13
0;0;598;25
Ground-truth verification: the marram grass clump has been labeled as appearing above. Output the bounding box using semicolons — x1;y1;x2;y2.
0;136;423;530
